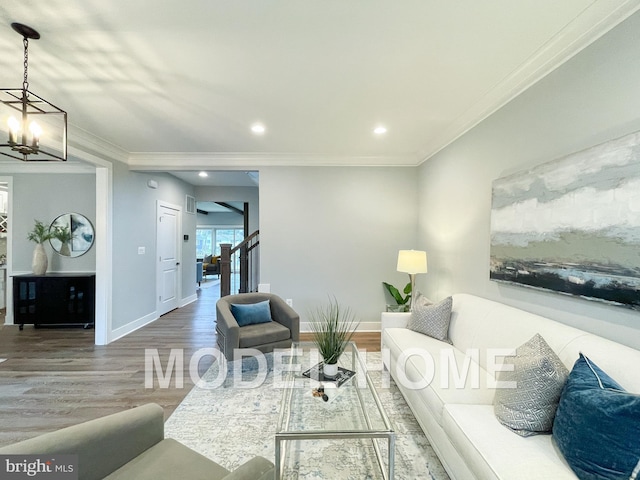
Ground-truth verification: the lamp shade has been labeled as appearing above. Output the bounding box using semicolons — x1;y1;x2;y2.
397;250;428;274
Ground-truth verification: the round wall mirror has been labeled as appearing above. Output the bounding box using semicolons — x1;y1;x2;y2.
49;213;95;258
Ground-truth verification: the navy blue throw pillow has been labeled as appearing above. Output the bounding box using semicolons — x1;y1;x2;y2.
230;300;272;327
552;353;640;480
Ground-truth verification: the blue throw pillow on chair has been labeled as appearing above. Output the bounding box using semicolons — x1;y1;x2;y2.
231;300;272;327
552;353;640;479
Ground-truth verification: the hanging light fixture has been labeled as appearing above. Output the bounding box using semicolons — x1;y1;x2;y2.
0;23;67;161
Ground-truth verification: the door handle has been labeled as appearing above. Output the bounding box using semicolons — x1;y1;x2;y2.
176;262;180;266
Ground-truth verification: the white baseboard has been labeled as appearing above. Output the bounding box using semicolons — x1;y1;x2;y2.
110;311;158;343
108;296;198;343
180;294;197;307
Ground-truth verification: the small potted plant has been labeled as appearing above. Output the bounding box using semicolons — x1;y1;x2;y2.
27;219;54;274
51;224;74;257
309;297;359;378
383;281;411;312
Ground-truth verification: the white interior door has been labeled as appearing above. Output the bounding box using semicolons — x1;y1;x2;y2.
157;201;181;316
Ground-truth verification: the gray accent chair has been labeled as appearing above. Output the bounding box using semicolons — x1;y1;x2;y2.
216;293;300;361
0;403;274;480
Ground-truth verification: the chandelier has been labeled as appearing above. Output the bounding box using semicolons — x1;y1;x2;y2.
0;23;67;161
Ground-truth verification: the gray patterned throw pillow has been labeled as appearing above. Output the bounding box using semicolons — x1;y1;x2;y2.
494;333;569;437
407;296;453;344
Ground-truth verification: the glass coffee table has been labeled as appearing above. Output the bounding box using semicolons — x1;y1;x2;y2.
275;342;394;479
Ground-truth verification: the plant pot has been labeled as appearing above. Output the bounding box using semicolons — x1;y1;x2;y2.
386;304;409;313
32;243;48;275
323;362;339;379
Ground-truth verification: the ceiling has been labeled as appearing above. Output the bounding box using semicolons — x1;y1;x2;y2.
1;1;639;174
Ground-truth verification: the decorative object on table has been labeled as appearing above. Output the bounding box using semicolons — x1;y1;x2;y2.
302;362;356;387
311;385;329;402
0;22;67;162
396;249;428;311
383;281;412;312
490;129;640;311
27;219;53;274
309;297;359;379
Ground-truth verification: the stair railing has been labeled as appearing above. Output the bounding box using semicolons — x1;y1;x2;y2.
220;230;260;297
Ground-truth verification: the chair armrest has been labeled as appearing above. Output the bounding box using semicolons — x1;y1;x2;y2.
216;300;240;359
0;404;165;480
222;457;275;480
269;296;300;342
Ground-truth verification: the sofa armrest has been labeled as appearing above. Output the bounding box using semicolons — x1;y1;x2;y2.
222;457;275;480
381;312;412;350
0;404;165;480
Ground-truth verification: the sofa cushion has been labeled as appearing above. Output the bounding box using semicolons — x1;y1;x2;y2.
442;404;577;480
384;327;495;426
239;321;291;348
407;296;453;343
552;354;640;480
231;300;272;327
494;333;568;437
103;438;230;480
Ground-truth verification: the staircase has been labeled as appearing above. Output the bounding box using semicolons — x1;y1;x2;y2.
220;230;260;296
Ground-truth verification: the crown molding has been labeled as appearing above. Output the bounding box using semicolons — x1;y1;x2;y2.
416;0;640;164
68;124;129;165
127;152;420;170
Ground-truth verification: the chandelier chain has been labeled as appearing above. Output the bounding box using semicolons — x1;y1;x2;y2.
23;37;29;91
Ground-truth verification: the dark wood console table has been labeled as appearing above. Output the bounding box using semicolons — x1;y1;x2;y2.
13;273;96;330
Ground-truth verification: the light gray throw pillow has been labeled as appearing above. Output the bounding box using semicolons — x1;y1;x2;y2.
494;333;569;437
407;296;452;344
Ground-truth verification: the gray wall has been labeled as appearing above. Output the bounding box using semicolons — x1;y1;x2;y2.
259;166;417;327
12;173;96;273
111;163;196;330
417;11;640;349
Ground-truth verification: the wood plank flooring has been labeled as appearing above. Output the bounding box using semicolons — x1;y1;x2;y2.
0;284;380;447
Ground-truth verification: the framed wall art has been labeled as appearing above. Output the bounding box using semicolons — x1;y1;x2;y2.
490;131;640;310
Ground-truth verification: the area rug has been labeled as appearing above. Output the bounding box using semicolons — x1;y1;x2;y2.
165;352;450;480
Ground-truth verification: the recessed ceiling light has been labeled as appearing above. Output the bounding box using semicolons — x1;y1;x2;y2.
373;125;387;135
199;171;208;178
251;124;266;135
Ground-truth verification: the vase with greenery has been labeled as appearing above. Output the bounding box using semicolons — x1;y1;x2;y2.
27;220;54;275
383;281;411;312
309;297;359;378
52;224;74;257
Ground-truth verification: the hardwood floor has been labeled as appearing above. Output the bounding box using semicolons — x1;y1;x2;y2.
0;283;380;447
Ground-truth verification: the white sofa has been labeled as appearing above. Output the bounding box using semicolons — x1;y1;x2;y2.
381;293;640;480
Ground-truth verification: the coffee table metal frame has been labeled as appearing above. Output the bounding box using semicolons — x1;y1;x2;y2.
275;341;395;479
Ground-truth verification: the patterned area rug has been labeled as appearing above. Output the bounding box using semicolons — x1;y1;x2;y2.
165;352;450;480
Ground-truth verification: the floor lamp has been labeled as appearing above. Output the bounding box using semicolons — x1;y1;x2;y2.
397;250;428;311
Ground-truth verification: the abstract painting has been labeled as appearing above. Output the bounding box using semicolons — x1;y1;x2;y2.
490;131;640;310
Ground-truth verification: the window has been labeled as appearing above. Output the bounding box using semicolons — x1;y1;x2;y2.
196;227;244;258
214;228;244;255
196;229;213;259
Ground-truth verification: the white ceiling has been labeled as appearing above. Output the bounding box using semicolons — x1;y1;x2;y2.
1;1;639;173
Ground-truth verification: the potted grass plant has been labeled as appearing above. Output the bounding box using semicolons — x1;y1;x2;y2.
309;297;359;378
